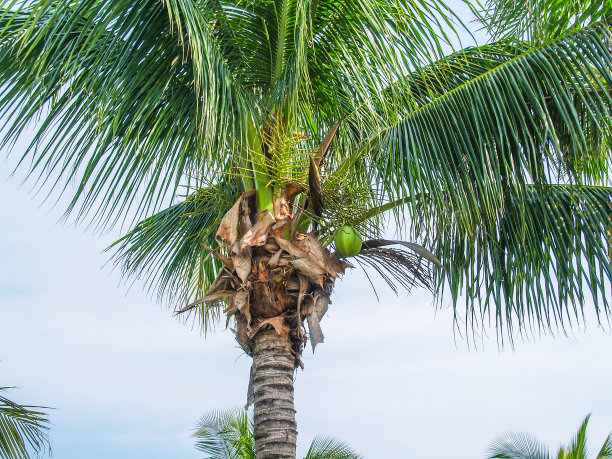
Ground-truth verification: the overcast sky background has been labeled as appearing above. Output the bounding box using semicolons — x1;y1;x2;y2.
2;3;612;458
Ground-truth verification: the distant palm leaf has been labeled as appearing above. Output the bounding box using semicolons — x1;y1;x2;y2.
487;414;612;459
193;409;361;459
0;387;51;459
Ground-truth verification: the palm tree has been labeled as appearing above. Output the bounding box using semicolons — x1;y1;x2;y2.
487;414;612;459
193;408;361;459
0;0;611;456
0;387;51;459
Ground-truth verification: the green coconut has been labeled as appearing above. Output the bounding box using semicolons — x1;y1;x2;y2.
334;225;363;257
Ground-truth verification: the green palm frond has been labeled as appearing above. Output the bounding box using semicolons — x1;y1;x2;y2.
487;431;551;459
374;23;612;219
0;0;468;228
278;0;470;154
475;0;612;41
109;182;238;329
597;434;612;459
439;184;612;337
360;22;612;335
487;415;612;459
3;0;612;341
192;409;361;459
0;387;51;459
0;0;249;228
193;409;255;459
304;436;362;459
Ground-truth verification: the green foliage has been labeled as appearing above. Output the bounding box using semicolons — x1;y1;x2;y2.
368;22;612;337
0;388;50;459
109;182;237;328
1;0;612;338
0;0;248;229
193;409;362;459
193;409;255;459
475;0;612;41
487;414;612;459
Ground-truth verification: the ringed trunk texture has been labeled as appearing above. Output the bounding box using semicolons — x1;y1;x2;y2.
252;329;297;459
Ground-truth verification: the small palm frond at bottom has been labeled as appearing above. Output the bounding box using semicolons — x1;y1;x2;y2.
487;415;612;459
304;436;363;459
193;409;255;459
192;409;362;459
487;431;551;459
0;387;51;459
597;434;612;459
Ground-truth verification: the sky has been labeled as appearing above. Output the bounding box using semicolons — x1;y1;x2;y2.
2;3;612;459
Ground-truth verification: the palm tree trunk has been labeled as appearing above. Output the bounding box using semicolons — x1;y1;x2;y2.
252;328;297;459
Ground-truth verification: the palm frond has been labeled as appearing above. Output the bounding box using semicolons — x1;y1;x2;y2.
597;434;612;459
488;415;612;459
487;431;550;459
192;409;361;459
362;22;612;336
0;0;248;228
290;0;472;156
374;23;612;222
438;184;612;338
109;182;238;329
475;0;612;41
567;415;590;458
355;247;433;296
304;436;362;459
0;387;51;459
192;409;255;459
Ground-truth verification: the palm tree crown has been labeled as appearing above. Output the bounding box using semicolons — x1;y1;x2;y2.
0;0;610;333
1;0;612;456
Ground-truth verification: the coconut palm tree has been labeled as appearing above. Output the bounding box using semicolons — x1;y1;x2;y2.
487;414;612;459
0;0;611;457
0;387;51;459
193;408;361;459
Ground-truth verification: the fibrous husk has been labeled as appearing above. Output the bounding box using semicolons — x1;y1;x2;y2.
289;258;327;287
234;289;251;327
252;316;291;344
306;313;324;352
296;273;309;334
275;235;337;277
241;210;276;248
268;249;283;268
299;233;339;277
234;313;251;354
200;243;234;269
313;287;330;320
216;190;255;245
207;190;351;370
177;290;234;314
231;241;252;284
273;185;296;221
176;270;235;314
